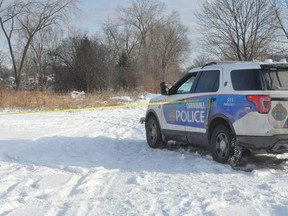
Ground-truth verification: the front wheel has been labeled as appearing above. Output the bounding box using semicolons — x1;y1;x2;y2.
146;116;165;148
210;125;234;164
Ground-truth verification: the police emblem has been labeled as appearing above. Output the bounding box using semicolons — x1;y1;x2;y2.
272;103;287;121
169;107;176;123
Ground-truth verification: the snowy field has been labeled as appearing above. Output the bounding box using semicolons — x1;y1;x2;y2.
1;95;288;216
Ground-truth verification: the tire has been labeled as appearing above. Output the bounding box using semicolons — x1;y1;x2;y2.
210;125;234;164
146;116;165;148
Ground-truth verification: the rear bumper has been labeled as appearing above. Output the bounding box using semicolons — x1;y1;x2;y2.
237;135;288;153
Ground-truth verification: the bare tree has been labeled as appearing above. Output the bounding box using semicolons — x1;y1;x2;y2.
74;36;114;92
196;0;276;61
191;54;216;68
103;22;122;60
0;50;5;78
50;35;80;91
113;0;191;89
0;50;5;66
0;0;77;91
270;0;288;58
154;11;190;80
26;27;62;90
103;20;141;63
103;19;142;89
0;50;11;82
119;0;165;54
271;0;288;40
0;0;29;89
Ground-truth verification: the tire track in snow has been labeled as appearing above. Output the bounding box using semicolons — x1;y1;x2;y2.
51;168;121;215
0;182;21;200
0;162;44;214
92;172;134;215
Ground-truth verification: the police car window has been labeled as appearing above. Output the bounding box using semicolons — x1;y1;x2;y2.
176;74;197;94
231;69;263;90
195;70;220;93
262;69;288;90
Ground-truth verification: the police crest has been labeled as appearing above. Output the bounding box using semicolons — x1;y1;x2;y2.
272;103;287;121
169;107;176;123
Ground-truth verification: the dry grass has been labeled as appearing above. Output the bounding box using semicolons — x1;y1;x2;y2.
0;88;142;111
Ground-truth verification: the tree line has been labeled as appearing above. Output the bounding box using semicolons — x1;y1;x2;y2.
1;0;288;92
50;0;190;92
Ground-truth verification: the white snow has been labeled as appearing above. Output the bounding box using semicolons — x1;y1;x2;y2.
0;95;288;215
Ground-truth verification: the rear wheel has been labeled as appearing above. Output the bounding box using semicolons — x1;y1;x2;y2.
211;125;234;164
146;116;165;148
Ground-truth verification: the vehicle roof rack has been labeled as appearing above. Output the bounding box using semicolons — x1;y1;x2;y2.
201;62;217;68
260;64;288;70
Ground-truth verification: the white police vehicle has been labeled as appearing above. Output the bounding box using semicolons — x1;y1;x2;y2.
142;59;288;165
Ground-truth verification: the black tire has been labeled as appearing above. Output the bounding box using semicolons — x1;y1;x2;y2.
146;116;165;148
210;125;234;164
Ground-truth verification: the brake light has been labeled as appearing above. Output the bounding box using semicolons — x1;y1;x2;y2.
247;95;271;113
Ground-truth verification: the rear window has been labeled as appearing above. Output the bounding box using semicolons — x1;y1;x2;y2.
231;69;263;91
262;68;288;90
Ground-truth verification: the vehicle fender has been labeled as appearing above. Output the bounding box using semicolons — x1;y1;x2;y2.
145;109;166;141
146;109;162;127
207;114;236;142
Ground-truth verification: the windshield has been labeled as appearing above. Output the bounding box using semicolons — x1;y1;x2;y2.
261;66;288;90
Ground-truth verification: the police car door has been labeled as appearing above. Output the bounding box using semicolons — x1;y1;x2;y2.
186;69;221;146
161;72;198;142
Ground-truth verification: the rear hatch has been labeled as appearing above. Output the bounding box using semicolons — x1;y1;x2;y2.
261;64;288;129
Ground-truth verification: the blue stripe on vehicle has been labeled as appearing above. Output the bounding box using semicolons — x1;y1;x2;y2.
163;94;257;128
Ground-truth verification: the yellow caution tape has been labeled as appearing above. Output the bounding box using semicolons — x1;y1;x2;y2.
206;98;212;129
0;99;206;116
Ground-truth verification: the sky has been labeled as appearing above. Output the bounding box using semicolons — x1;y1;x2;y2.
77;0;202;33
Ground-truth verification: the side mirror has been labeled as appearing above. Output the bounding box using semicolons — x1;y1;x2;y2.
160;82;168;95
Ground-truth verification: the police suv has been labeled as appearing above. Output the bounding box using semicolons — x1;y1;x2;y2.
142;60;288;165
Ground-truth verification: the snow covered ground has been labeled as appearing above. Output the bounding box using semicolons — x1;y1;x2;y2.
1;95;288;216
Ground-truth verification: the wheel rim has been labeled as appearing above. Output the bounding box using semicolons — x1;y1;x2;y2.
148;121;158;145
215;132;229;158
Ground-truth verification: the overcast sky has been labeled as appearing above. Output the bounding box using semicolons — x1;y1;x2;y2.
76;0;202;33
